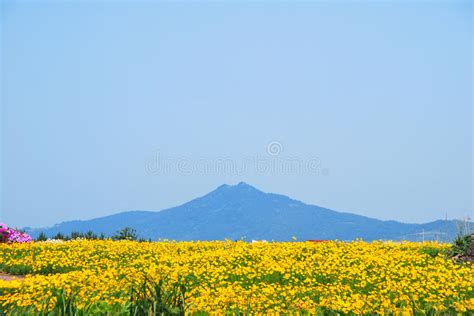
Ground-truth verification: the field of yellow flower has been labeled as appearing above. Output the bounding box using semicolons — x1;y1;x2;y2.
0;240;472;315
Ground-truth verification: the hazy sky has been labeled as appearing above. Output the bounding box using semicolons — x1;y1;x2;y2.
1;1;472;228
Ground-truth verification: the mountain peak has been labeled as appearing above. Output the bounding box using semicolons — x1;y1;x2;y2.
236;181;252;187
208;182;264;197
224;181;261;192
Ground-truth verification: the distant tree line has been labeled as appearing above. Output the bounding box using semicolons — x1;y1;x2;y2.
35;227;150;242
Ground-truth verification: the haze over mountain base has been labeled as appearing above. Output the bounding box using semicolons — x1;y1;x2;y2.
27;183;465;242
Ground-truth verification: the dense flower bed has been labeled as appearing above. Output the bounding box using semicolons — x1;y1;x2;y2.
0;223;32;243
0;240;472;314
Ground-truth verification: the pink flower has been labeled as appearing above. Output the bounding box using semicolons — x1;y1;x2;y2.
0;223;8;232
0;224;32;243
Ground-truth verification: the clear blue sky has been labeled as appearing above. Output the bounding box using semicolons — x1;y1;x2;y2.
1;1;472;228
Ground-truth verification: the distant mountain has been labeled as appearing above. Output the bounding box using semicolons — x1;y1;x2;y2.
27;182;467;241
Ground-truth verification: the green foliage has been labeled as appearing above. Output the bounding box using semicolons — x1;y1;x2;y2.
113;227;138;241
130;277;188;315
52;232;68;240
4;278;188;316
70;231;101;240
84;230;98;239
70;231;82;239
449;233;472;258
39;231;108;241
0;263;33;275
419;246;447;258
35;232;48;242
